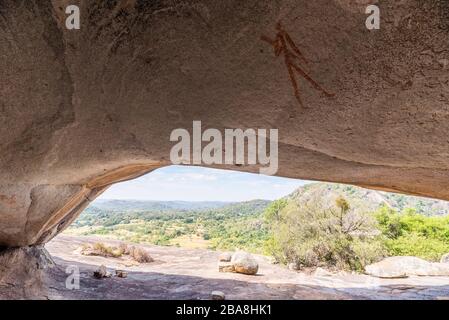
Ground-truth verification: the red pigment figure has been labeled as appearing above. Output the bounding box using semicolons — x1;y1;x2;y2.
261;22;334;108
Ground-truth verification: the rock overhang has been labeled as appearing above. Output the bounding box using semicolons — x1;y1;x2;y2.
0;0;448;246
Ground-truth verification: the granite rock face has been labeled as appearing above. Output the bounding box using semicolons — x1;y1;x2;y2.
0;0;448;247
365;256;449;278
0;246;54;299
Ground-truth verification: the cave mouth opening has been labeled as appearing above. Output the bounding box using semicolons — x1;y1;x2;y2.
56;164;449;266
61;165;307;250
12;165;449;300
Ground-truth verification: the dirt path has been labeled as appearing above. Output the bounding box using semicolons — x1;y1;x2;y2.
45;235;449;300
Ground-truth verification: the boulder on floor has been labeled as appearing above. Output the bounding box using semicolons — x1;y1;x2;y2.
211;291;225;300
115;270;128;278
230;251;259;275
93;265;111;279
218;251;259;275
218;262;235;273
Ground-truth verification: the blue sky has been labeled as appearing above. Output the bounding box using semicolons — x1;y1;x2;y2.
99;165;311;201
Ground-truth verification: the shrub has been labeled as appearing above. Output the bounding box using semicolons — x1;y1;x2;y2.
85;242;123;258
81;242;153;262
384;233;449;261
128;246;154;263
375;206;449;261
265;195;386;271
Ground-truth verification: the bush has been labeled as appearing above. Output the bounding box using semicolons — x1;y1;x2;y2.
127;246;154;263
375;206;449;261
81;242;153;263
384;234;449;261
81;242;124;258
265;195;386;271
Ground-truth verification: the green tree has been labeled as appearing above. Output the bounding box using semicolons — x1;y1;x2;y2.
264;199;288;222
265;195;385;271
375;206;449;261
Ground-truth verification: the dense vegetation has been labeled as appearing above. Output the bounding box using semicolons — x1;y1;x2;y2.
66;183;449;271
376;206;449;261
264;197;386;271
67;200;271;253
264;196;449;271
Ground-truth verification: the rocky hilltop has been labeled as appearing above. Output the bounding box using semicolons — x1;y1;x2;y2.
288;183;449;216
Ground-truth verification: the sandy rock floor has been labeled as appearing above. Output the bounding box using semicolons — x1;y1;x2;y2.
44;235;449;300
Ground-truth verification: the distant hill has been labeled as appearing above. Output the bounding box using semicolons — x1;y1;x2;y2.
92;199;233;212
88;183;449;218
288;183;449;216
66;184;449;252
91;183;449;218
74;199;271;228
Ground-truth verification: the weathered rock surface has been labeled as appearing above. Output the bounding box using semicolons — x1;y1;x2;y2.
37;235;449;300
365;256;449;278
0;0;448;249
0;246;54;299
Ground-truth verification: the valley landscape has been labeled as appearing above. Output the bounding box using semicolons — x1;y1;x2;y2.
45;182;449;300
2;0;449;307
66;183;449;262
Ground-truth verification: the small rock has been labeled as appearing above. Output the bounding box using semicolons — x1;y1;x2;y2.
115;269;128;278
231;251;258;275
440;253;449;264
211;291;225;300
93;265;110;279
288;263;299;271
218;262;235;273
218;252;232;262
